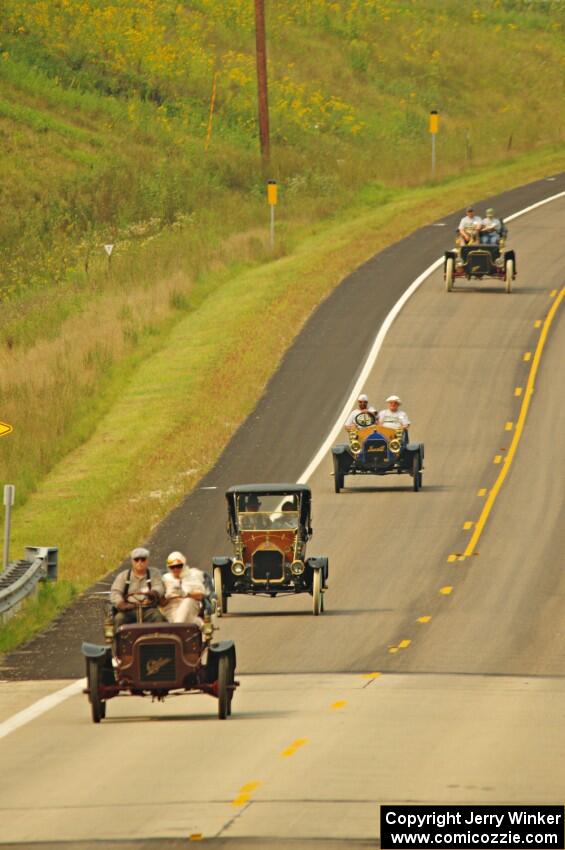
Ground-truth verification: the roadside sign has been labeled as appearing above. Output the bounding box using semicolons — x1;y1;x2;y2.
267;180;277;205
104;244;114;256
429;110;439;134
3;485;15;507
0;421;12;438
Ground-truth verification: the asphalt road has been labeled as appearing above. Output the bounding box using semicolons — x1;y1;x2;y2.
0;177;564;849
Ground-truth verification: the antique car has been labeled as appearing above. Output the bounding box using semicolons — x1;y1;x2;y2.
332;411;424;492
444;223;516;293
82;592;238;723
212;484;328;616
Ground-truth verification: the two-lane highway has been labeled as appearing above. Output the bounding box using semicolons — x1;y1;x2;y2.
0;187;564;849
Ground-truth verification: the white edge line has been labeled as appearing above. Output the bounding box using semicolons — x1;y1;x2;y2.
1;186;564;743
0;678;86;741
298;187;565;485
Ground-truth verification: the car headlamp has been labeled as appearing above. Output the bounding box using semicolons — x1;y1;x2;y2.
231;559;245;576
389;438;401;454
291;560;305;576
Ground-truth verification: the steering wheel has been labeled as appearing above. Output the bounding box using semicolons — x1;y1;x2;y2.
355;411;376;428
126;590;155;606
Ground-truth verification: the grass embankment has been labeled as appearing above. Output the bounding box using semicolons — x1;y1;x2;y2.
0;0;564;648
2;146;565;653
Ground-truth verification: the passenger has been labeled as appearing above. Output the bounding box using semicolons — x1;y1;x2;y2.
377;395;410;431
110;547;166;629
480;208;502;245
161;551;206;626
345;394;377;430
458;206;482;244
274;500;298;529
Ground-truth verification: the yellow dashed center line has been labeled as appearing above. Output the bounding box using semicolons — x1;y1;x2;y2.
440;586;453;595
417;615;432;623
189;834;203;842
463;521;474;530
280;738;308;758
477;488;487;497
493;455;502;464
231;781;262;807
331;700;347;710
398;639;412;649
505;421;514;431
464;288;564;558
388;646;399;654
361;672;382;680
447;553;457;562
550;289;557;297
514;387;523;397
523;352;532;362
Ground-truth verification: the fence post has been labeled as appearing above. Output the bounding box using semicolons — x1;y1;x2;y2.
3;484;15;571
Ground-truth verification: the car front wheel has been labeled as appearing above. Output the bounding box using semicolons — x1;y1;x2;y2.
213;566;227;617
505;258;514;294
217;655;230;720
87;659;106;724
312;569;323;615
412;453;422;492
445;257;455;292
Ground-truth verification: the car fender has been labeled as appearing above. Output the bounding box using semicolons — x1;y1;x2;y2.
406;442;424;460
82;641;111;661
206;640;237;682
331;444;349;456
212;556;231;569
306;555;329;582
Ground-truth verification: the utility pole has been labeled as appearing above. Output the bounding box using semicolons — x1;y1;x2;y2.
254;0;270;167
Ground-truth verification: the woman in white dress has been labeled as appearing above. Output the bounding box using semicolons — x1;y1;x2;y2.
162;551;206;626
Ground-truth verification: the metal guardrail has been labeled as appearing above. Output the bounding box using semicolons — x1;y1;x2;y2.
0;546;58;623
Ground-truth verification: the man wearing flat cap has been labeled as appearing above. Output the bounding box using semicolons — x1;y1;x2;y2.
110;547;165;628
378;395;410;430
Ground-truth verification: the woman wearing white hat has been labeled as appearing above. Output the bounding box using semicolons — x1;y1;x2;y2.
377;395;410;430
162;551;206;626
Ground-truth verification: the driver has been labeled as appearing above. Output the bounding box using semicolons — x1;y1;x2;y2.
110;547;166;629
345;394;377;431
242;494;271;529
377;395;410;430
458;206;482;244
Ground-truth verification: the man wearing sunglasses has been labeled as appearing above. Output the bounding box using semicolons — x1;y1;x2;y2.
110;547;166;628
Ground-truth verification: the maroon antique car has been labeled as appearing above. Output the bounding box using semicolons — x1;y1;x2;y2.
82;593;238;722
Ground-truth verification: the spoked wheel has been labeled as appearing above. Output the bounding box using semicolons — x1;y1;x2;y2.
445;257;455;292
312;569;323;615
505;258;514;294
333;456;344;493
412;453;422;492
227;657;235;717
213;566;227;617
87;659;106;724
217;654;230;720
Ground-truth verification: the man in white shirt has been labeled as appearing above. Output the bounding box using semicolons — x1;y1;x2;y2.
458;206;482;244
345;394;377;430
377;395;410;430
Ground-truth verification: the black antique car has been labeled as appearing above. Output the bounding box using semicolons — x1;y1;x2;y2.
444;224;516;293
332;412;424;492
82;593;238;723
212;484;328;616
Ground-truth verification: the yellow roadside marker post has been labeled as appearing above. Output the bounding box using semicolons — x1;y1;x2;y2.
3;484;15;571
267;179;277;249
429;110;439;178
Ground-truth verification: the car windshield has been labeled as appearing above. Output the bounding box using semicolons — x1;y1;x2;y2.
237;494;299;531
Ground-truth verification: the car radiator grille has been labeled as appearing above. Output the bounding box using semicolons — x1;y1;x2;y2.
363;439;388;466
138;643;176;682
252;550;284;582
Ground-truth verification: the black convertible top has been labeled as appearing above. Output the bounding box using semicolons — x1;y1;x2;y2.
226;483;311;496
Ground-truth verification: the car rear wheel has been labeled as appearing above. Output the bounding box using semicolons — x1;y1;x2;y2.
213;566;227;617
217;654;229;720
505;258;514;293
87;659;106;724
412;453;422;492
312;569;323;615
445;257;454;292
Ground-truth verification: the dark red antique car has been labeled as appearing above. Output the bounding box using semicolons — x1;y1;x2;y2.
82;593;238;722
